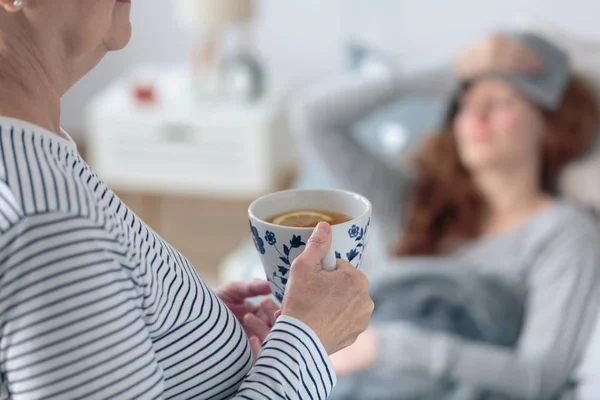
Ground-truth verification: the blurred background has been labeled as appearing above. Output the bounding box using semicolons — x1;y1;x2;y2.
63;0;600;287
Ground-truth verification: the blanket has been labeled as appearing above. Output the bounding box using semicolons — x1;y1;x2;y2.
329;259;526;400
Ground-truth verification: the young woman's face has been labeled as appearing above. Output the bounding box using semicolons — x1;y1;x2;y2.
453;78;546;173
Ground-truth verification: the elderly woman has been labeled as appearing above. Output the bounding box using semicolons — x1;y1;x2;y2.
0;1;374;399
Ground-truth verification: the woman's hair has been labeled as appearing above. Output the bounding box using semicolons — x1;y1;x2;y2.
394;75;599;257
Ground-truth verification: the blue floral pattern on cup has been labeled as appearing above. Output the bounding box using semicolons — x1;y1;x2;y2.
250;222;265;254
264;231;277;246
335;218;370;263
262;232;306;302
250;217;371;302
348;225;360;239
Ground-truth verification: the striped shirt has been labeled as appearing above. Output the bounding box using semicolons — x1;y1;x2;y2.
0;117;335;399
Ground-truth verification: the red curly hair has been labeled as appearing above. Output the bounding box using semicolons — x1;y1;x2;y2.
394;75;599;256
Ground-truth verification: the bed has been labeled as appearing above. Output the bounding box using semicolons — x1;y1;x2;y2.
218;8;600;399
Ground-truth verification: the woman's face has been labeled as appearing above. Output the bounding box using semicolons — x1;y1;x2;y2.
26;0;132;54
453;79;546;173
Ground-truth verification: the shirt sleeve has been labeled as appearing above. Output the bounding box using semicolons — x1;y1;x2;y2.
375;223;600;399
0;212;336;400
233;316;337;400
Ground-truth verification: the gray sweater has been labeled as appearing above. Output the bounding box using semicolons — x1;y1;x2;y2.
291;68;600;399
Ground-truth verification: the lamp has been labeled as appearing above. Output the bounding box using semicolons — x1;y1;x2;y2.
177;0;263;102
177;0;255;31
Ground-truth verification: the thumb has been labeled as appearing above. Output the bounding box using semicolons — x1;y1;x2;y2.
295;222;332;271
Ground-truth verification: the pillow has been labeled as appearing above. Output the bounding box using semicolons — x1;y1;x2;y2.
346;40;397;78
350;97;448;171
345;41;450;170
291;41;401;192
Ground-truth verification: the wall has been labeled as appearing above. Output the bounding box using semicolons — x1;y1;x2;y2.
61;0;600;137
60;0;347;137
342;0;600;70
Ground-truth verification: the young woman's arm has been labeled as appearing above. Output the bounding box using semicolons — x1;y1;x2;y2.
290;67;456;233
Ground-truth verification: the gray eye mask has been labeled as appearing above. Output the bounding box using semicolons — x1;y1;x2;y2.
449;32;571;119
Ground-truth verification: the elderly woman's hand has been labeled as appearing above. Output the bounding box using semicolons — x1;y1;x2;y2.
279;223;374;356
241;298;280;360
215;280;281;359
456;34;543;79
215;279;272;322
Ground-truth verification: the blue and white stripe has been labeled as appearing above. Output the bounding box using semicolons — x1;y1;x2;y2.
0;117;335;400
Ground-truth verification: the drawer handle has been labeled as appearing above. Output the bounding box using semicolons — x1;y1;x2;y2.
161;123;195;144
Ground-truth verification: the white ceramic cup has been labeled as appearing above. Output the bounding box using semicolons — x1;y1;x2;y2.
248;189;372;302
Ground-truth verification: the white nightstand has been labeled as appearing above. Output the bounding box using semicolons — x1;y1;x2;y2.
85;65;293;199
84;65;295;284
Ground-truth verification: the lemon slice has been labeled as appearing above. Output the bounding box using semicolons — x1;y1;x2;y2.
273;210;333;227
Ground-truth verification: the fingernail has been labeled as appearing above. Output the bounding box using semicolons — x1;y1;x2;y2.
316;222;331;234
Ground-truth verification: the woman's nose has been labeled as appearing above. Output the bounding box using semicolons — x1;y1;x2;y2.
466;102;491;122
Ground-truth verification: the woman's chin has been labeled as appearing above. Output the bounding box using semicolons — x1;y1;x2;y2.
105;24;132;51
460;154;499;173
